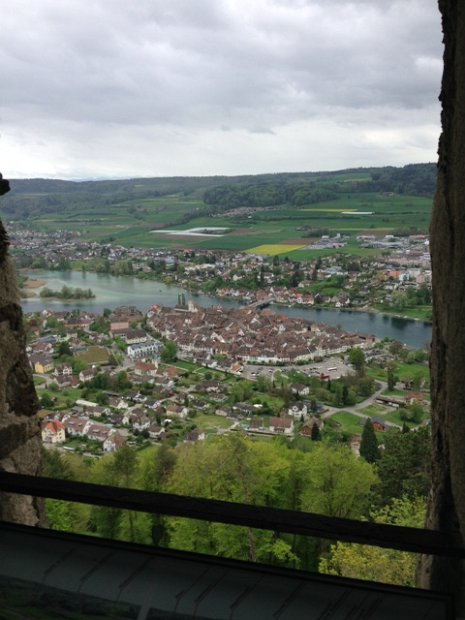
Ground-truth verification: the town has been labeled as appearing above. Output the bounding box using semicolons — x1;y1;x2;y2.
1;0;456;604
12;225;431;320
28;297;430;458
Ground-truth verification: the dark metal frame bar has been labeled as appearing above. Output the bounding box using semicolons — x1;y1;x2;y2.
0;519;454;614
1;471;464;558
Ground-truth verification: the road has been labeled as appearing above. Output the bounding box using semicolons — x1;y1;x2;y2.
321;381;402;429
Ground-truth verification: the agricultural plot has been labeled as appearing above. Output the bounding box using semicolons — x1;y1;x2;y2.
194;414;232;431
245;244;306;256
75;346;110;365
302;208;359;213
330;411;365;436
23;187;432;254
359;404;390;417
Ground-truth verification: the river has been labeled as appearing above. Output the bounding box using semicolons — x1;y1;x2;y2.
21;270;432;349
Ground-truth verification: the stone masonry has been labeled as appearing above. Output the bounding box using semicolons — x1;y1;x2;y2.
0;173;44;525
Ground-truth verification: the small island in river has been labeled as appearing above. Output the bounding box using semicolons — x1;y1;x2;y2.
39;285;95;300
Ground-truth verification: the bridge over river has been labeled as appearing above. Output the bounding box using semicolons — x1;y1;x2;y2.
246;296;274;309
22;270;432;348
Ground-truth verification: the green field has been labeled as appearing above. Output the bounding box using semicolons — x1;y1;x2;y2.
194;414;232;431
359;404;390;417
75;346;110;364
330;411;365;436
18;184;432;255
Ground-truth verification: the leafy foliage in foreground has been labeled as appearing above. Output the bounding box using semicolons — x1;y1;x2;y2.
320;496;426;586
42;426;431;586
43;437;377;571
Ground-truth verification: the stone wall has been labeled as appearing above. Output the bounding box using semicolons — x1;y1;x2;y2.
418;1;465;613
0;174;44;525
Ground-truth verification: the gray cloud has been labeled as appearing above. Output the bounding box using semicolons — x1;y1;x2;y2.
0;0;442;178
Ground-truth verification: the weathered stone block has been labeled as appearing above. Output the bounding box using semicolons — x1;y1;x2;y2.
0;174;44;525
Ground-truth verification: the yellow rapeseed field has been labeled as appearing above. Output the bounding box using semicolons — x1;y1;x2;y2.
246;244;306;256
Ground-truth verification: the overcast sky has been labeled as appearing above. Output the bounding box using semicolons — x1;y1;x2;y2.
1;0;442;180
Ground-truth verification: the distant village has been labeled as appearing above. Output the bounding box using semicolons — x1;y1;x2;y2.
12;224;431;457
146;303;374;364
27;297;430;460
11;226;431;314
28;302;366;452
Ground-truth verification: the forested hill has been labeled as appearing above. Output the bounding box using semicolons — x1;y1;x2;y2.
1;163;436;221
203;164;436;210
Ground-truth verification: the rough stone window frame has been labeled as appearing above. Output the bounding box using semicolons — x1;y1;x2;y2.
417;1;465;614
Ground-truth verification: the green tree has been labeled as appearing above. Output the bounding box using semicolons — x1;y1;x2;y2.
96;391;109;405
414;348;428;363
320;496;426;587
391;291;408;311
387;367;396;391
112;445;137;486
167;436;295;563
40;392;54;408
137;445;177;545
230;380;253;403
114;337;127;352
71;359;87;374
103;446;151;543
42;449;73;480
356;376;375;397
401;421;410;434
300;444;378;520
45;498;90;534
90;316;109;334
90;372;110;390
43;452;90;534
161;340;177;363
376;427;431;503
115;370;131;391
331;382;344;407
348;347;365;374
412;371;424;390
400;402;425;424
311;422;321;441
56;340;72;357
360;418;380;463
256;375;272;393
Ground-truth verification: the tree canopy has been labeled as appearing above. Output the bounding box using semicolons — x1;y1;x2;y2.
360;418;380;463
41;427;430;583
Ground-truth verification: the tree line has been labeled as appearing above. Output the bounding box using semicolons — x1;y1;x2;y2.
202;164;435;211
39;285;95;300
43;427;430;586
0;163;435;221
203;182;338;209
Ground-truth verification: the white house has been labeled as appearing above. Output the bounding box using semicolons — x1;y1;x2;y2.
127;339;162;360
103;431;126;452
41;420;66;444
288;401;308;419
268;417;293;435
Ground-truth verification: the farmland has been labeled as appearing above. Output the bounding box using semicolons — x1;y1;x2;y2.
2;164;434;259
75;346;110;365
7;188;432;259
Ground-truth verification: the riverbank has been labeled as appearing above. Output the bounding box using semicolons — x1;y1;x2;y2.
20;267;432;324
19;277;47;298
22;277;47;289
371;303;432;324
220;296;433;325
20;268;432;348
